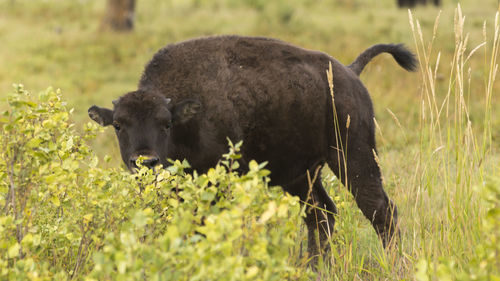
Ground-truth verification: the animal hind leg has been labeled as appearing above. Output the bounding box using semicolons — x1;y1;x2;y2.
284;169;337;262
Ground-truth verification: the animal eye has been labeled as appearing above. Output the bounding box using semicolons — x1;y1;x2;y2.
112;121;121;131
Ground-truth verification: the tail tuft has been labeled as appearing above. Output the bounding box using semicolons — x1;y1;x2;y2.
348;44;418;76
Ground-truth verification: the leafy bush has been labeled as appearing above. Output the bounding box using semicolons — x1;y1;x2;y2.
0;86;312;280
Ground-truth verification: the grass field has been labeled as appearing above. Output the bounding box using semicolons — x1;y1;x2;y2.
1;0;499;279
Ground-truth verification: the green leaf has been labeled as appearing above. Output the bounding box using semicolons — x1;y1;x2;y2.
26;138;42;148
132;210;148;228
8;243;20;258
249;160;259;171
415;260;430;281
201;190;216;202
50;195;61;207
83;213;94;224
21;233;33;247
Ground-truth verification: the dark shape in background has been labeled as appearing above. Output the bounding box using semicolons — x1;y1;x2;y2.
398;0;441;8
101;0;136;32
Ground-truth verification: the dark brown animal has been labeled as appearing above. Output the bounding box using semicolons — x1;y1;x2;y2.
88;35;417;260
398;0;441;8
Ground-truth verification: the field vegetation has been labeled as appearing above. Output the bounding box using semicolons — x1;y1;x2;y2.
0;0;499;280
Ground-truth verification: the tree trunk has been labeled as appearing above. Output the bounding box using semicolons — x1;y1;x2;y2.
101;0;136;32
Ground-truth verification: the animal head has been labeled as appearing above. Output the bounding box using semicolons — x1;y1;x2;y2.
88;90;201;171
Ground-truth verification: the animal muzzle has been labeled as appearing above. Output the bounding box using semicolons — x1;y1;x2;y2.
129;154;160;169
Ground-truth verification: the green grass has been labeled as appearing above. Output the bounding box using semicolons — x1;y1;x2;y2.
1;0;499;279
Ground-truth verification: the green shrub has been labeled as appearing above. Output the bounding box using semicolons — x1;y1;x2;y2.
0;86;312;280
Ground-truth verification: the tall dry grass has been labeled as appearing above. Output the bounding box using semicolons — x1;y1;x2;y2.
309;5;499;280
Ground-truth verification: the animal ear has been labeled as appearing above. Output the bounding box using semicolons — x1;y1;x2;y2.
88;105;113;126
172;100;201;124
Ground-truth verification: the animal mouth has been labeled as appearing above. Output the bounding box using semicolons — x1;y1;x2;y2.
129;155;161;171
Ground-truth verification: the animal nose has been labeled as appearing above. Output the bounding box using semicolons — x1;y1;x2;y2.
129;156;160;169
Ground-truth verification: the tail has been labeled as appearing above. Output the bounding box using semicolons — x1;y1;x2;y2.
348;44;418;76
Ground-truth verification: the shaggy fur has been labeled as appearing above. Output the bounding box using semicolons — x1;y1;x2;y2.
88;35;417;261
